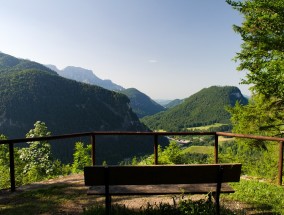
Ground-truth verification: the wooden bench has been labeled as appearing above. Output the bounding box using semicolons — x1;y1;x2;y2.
84;163;241;215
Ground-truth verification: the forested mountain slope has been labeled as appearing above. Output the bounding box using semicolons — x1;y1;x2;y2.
0;53;153;163
141;86;248;131
120;88;165;118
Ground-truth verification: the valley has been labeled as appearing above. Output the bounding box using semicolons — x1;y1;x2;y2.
0;52;248;165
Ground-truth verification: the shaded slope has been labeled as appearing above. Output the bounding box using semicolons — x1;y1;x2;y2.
141;86;248;131
121;88;165;118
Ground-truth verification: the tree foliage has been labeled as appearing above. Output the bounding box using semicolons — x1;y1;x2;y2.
227;0;284;98
19;121;57;182
72;142;92;173
227;0;284;138
229;95;284;139
220;140;279;180
0;121;71;189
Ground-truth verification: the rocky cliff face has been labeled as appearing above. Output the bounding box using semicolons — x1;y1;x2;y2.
46;65;125;91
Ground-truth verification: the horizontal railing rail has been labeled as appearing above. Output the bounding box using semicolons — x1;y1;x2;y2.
0;131;283;192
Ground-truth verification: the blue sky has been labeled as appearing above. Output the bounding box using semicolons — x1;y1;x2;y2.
0;0;249;100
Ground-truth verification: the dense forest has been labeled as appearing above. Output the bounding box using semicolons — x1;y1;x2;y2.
141;86;248;131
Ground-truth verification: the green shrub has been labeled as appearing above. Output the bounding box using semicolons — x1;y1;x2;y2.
71;142;92;173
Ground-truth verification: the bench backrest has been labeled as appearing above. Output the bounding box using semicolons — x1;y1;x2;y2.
84;164;241;186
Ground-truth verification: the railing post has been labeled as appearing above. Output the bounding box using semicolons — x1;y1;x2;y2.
154;134;158;165
91;134;96;166
9;143;16;192
278;141;283;186
214;133;219;164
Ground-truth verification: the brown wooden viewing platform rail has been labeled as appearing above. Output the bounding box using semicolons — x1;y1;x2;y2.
0;131;283;192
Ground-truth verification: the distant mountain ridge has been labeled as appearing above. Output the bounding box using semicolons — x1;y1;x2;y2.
141;86;248;131
46;65;125;91
120;88;165;118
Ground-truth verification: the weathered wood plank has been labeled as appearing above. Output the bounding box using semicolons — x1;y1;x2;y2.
87;183;235;195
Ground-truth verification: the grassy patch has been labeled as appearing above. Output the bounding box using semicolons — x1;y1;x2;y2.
187;123;229;131
182;146;214;155
227;180;284;214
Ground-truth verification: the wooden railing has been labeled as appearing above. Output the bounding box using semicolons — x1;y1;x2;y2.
0;131;283;192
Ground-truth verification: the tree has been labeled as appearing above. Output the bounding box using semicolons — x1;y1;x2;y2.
226;0;284;180
0;134;10;188
71;142;92;173
19;121;55;181
227;0;284;99
229;95;284;139
0;134;26;188
227;0;284;137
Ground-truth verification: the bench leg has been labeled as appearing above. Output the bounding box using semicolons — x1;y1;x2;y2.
211;193;220;215
105;194;111;215
215;194;220;215
215;166;223;215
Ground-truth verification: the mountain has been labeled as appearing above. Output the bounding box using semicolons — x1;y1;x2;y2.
0;54;56;75
155;99;173;106
0;53;155;163
120;88;165;118
164;99;184;108
47;65;164;118
141;86;248;131
46;65;125;91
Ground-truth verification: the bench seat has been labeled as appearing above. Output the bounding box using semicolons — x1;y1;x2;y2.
87;183;235;195
84;164;241;215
